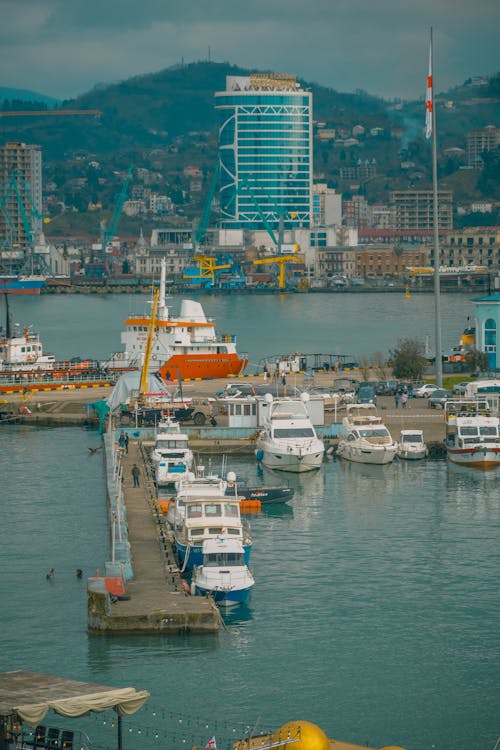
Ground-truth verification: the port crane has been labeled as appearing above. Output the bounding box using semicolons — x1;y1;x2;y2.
252;253;303;290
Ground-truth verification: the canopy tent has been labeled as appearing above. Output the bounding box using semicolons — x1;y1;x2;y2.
106;372;171;413
0;670;149;727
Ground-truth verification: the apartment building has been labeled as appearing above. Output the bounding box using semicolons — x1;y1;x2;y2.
0;141;43;250
466;126;500;168
390;189;453;231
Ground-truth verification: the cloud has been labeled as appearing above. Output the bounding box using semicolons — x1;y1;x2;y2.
0;0;498;100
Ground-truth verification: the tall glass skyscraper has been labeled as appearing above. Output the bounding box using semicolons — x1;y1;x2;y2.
214;74;313;233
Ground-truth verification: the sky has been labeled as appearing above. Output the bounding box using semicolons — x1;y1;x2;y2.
1;0;499;102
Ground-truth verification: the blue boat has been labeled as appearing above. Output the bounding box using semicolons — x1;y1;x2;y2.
173;487;252;572
191;536;255;606
0;276;46;295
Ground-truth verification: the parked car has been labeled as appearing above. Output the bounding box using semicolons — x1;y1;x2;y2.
428;388;452;409
375;380;399;395
357;384;377;405
413;383;440;398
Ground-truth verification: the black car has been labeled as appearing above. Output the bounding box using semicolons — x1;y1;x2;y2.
428;388;452;409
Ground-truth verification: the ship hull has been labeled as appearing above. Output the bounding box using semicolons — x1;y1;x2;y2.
0;281;44;295
159;353;248;380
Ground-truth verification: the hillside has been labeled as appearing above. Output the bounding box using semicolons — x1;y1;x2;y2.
0;62;498;236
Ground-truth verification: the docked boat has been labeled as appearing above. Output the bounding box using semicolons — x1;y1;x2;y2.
171;471;253;571
396;429;428;460
191;536;255;606
150;417;193;486
445;398;500;470
0;275;46;295
105;259;248;379
337;404;397;465
225;482;294;505
255;393;325;473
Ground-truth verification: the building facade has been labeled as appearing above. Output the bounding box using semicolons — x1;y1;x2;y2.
0;141;43;250
440;227;500;271
390;189;453;231
214;74;313;233
466;126;500;169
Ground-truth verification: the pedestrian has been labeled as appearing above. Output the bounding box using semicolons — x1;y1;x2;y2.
401;391;409;409
124;432;129;454
394;392;399;409
281;373;287;386
131;463;141;487
118;431;126;450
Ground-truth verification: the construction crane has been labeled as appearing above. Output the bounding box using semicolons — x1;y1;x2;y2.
97;166;133;275
192;161;221;253
138;289;160;406
253;253;304;290
185;254;232;286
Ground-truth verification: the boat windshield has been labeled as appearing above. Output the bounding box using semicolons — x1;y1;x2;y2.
273;427;316;438
402;434;422;443
156;439;188;449
479;426;498;437
359;428;390;438
460;426;478;437
204;552;244;567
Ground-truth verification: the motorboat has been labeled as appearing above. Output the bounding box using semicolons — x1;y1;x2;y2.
445;398;500;470
150;416;193;486
396;429;428;460
172;471;252;571
255;393;325;473
104;258;248;379
191;536;255;606
336;404;397;465
166;466;229;529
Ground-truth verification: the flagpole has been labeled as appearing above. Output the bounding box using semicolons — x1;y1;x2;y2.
429;27;443;386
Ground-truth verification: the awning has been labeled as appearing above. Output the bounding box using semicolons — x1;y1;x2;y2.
0;671;149;727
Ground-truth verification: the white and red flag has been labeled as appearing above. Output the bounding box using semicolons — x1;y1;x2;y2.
425;39;433;139
205;738;217;749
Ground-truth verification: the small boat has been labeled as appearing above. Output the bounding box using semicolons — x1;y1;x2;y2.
150;416;193;486
396;429;428;460
171;471;253;571
105;258;248;379
255;393;325;473
191;536;255;606
445;398;500;470
225;482;294;505
337;404;397;465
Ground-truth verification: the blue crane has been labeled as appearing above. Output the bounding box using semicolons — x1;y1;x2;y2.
192;161;221;252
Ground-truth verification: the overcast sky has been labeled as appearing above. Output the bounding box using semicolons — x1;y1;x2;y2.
1;0;498;101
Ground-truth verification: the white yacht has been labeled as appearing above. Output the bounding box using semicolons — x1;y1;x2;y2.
396;429;428;460
191;536;255;607
255;393;325;473
337;404;397;465
150;417;193;486
445;398;500;470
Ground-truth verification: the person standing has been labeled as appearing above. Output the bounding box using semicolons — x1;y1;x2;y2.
131;464;141;487
401;391;409;409
394;391;400;409
124;432;129;454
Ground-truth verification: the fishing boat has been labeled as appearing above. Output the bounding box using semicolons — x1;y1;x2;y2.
445;398;500;470
172;474;252;571
396;429;428;460
337;404;397;465
255;393;325;473
191;536;255;606
150;416;193;486
105;259;248;379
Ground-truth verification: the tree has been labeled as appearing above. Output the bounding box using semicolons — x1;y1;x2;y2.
388;338;428;380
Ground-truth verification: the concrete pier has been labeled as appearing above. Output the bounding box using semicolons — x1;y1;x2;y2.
88;434;221;634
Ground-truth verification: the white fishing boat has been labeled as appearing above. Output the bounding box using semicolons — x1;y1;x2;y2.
191;536;255;606
150;416;193;486
104;258;247;379
337;404;397;465
396;429;428;460
445;398;500;470
255;393;325;473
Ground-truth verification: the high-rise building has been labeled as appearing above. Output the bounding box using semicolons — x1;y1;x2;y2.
390;189;453;231
466;126;499;168
0;141;43;250
214;74;313;234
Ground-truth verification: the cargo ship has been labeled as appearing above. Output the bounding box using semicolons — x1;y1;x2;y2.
105;259;248;380
0;275;46;295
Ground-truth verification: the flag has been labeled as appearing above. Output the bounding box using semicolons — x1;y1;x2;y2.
205;738;217;749
425;39;433;139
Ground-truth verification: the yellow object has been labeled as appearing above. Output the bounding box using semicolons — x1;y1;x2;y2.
272;721;329;750
253;254;304;289
139;289;159;402
405;284;410;299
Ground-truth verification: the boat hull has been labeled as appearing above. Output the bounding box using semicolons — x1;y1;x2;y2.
158;353;247;380
256;447;324;473
397;448;428;460
447;447;500;470
225;485;294;504
0;279;45;295
193;583;253;606
337;442;397;465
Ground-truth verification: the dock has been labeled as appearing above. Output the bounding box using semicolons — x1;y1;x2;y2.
87;434;221;634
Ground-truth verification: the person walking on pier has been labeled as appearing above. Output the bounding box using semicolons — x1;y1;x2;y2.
124;432;129;454
131;464;141;487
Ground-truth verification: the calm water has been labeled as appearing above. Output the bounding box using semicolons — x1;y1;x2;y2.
0;426;499;750
1;292;498;750
4;290;475;366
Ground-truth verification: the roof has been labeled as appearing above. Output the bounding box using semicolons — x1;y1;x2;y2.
0;670;149;726
472;293;500;302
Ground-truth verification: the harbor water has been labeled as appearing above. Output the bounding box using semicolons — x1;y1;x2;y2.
1;292;499;750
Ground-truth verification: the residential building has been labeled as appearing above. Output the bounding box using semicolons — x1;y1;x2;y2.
390;189;453;231
214;74;313;231
355;245;429;279
439;227;500;271
0;141;43;250
312;184;342;227
466;126;500;168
